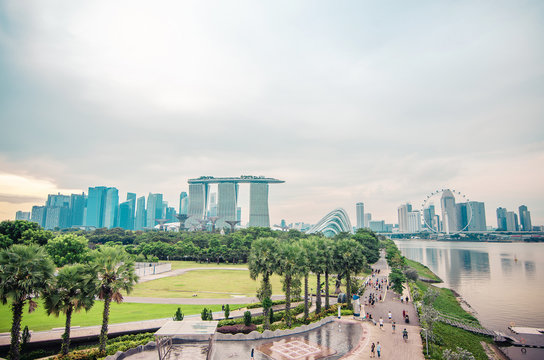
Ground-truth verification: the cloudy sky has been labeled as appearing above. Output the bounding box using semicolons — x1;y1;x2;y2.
1;0;543;226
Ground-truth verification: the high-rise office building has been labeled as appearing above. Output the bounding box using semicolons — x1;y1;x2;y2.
70;193;86;226
179;192;188;215
135;196;146;230
369;220;386;233
103;188;119;229
407;211;421;233
44;206;70;230
249;183;270;227
15;211;31;221
456;203;469;231
31;206;47;227
506;211;519;231
217;183;238;228
519;205;532;231
467;201;486;231
423;205;435;231
364;213;372;228
356;202;364;229
165;207;176;222
397;203;412;233
119;201;134;230
496;207;507;231
47;193;70;208
146;193;164;228
127;192;136;202
86;186;107;228
441;190;457;234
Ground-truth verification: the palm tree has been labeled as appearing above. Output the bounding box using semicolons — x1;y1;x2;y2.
312;236;328;313
275;241;303;327
43;264;98;355
322;238;335;309
92;246;138;353
334;239;366;308
0;244;55;360
300;238;316;319
248;237;278;330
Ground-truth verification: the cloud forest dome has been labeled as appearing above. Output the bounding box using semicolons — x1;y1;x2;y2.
306;208;353;237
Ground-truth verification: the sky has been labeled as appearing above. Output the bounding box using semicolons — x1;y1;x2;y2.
0;0;543;227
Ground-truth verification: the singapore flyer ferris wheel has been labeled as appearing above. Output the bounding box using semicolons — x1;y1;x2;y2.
420;188;473;235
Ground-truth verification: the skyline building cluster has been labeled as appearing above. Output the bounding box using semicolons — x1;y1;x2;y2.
17;187;180;231
496;205;532;231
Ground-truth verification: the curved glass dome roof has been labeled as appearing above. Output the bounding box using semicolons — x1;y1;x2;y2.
306;208;352;237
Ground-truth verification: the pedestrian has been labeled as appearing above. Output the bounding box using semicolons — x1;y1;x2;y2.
370;342;375;358
388;311;392;320
379;317;383;329
379;294;382;301
406;296;409;303
251;348;254;360
401;296;404;303
403;309;406;318
377;342;382;358
392;321;396;333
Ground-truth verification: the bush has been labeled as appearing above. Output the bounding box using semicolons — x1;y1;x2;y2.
243;311;252;326
201;307;213;320
216;324;257;334
224;304;230;319
404;268;419;281
173;307;184;321
52;348;103;360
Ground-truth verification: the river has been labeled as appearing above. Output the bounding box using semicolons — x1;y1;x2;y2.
393;239;544;333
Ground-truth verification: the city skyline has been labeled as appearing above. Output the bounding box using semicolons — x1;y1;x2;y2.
1;1;543;225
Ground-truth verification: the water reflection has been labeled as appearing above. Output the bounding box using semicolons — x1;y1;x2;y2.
501;257;512;274
524;261;535;278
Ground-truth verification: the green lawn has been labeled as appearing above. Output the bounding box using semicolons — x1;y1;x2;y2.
169;261;248;270
405;259;442;282
0;300;245;332
415;281;478;323
426;322;491;360
130;269;337;298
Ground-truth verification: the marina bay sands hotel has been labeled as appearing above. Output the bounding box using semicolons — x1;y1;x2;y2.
187;176;284;228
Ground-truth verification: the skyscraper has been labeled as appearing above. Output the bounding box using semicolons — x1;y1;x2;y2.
423;205;435;231
440;190;457;234
103;188;119;229
519;205;532;231
70;193;86;226
15;211;30;221
86;186;107;228
217;183;238;228
146;193;164;228
467;201;486;231
407;211;421;233
364;213;372;228
31;206;47;227
179;192;188;215
248;183;270;227
397;203;412;233
188;183;209;220
506;211;519;231
496;207;507;231
456;203;469;231
44;206;70;230
135;196;146;230
356;202;364;229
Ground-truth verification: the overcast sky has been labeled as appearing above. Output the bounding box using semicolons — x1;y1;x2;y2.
1;0;543;226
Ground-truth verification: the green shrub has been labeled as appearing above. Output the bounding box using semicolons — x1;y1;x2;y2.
224;304;230;319
243;311;252;326
173;307;184;321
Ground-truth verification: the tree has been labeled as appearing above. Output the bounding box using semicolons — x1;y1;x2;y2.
224;304;230;319
389;268;406;294
312;236;328;313
248;237;278;330
43;264;98;354
0;220;41;248
173;308;184;321
92;246;138;353
45;234;91;267
321;238;335;309
299;239;315;320
20;229;54;246
275;241;303;327
0;244;55;360
334;239;366;308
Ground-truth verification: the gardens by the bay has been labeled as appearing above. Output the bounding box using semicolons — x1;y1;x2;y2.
0;220;382;360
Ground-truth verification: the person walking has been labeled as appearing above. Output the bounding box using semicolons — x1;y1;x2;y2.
388;311;392;320
392;321;396;333
402;309;406;318
370;342;375;358
376;342;382;358
379;317;384;330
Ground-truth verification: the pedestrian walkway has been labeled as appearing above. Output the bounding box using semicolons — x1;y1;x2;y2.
345;250;424;359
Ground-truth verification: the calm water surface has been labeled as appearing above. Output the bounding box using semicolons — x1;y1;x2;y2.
394;240;544;332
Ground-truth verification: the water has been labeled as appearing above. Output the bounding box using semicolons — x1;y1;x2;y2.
394;240;544;332
211;321;362;360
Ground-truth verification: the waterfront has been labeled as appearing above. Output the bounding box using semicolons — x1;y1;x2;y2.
394;240;544;333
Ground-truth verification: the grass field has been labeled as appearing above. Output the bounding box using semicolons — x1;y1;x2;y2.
0;300;245;332
405;259;442;282
130;269;338;298
415;281;478;322
169;261;248;270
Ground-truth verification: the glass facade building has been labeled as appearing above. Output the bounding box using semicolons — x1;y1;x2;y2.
248;183;269;227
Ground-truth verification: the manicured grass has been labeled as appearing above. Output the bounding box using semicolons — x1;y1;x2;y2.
415;281;478;323
405;259;442;282
0;300;245;332
425;322;491;360
169;261;248;270
130;269;337;298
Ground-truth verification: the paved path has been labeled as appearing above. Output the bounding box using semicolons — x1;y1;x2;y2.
344;251;424;359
